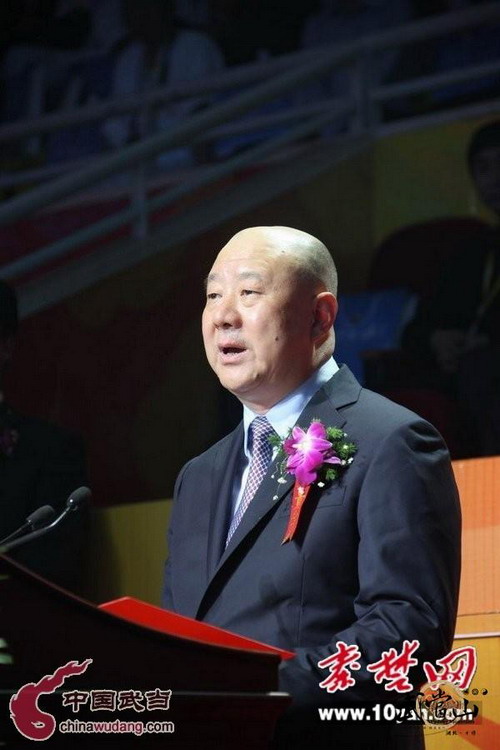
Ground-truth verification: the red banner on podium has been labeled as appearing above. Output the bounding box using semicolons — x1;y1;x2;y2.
100;597;295;660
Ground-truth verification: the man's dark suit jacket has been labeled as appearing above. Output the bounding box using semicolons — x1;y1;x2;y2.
0;404;87;592
163;365;461;748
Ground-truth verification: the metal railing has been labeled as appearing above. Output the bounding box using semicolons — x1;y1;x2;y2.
1;2;500;284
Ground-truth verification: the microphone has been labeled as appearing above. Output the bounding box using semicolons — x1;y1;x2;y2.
0;505;56;546
1;486;91;554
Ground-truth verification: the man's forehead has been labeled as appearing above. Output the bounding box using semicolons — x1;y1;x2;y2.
213;227;302;269
220;229;279;256
204;225;325;290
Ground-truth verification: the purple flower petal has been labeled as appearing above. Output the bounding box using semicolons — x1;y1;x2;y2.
297;465;321;485
287;449;324;473
308;421;328;439
324;455;342;465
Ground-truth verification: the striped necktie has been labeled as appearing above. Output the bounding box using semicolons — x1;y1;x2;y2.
226;416;274;546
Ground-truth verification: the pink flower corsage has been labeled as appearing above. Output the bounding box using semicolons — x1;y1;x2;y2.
270;420;356;543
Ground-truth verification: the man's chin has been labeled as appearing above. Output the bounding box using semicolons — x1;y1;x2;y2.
221;377;266;409
222;379;258;400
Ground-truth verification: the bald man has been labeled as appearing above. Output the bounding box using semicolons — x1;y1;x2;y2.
163;227;461;749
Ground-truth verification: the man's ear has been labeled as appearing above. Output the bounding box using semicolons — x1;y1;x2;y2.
312;292;337;339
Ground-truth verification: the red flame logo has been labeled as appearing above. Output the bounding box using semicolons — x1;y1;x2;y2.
9;659;92;741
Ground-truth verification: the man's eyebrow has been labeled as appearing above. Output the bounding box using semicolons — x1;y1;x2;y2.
204;270;265;289
238;271;264;281
204;272;218;289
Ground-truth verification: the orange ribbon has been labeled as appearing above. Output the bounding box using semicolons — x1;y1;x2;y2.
282;481;311;543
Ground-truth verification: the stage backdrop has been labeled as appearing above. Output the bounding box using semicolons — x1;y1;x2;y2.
4;113;493;507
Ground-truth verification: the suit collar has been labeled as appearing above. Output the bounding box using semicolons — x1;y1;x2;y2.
242;356;338;445
313;363;361;412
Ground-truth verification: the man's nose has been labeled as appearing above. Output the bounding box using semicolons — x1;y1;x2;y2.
212;295;241;328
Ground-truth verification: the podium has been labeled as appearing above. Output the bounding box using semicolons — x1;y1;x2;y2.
0;555;291;748
424;457;500;750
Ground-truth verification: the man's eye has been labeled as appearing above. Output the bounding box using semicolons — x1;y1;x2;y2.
206;292;220;300
241;289;258;296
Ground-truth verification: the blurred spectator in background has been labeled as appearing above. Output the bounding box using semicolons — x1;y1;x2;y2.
2;0;90;55
300;1;412;97
431;0;500;109
174;0;211;29
296;0;413;132
1;0;91;124
387;0;499;117
102;0;224;168
0;281;88;592
301;0;412;51
82;0;125;54
403;120;500;456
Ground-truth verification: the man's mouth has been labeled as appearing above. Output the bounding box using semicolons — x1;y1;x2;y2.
218;344;247;360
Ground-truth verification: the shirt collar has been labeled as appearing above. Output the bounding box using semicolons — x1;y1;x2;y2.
242;358;338;455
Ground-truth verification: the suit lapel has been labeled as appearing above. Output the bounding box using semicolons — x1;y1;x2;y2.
196;366;361;617
205;423;244;577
